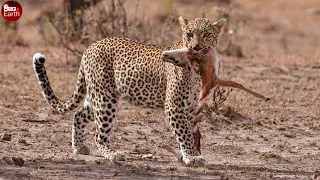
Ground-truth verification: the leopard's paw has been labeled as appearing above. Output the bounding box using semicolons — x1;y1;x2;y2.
104;151;127;162
183;155;205;167
73;145;90;155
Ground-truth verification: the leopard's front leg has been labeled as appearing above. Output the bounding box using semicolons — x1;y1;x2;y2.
165;105;205;167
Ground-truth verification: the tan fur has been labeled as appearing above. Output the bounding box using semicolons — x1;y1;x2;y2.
33;17;231;167
163;48;270;114
188;49;270;101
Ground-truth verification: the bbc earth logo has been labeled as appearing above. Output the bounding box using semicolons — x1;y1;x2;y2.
1;1;22;22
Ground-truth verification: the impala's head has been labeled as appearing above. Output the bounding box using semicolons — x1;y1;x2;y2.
179;17;226;51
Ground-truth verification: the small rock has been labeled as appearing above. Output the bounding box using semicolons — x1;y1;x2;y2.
12;157;24;166
220;174;230;180
306;8;320;15
166;165;177;171
246;136;253;141
2;133;12;141
279;65;290;74
145;164;151;170
95;160;102;164
283;133;295;138
18;139;30;145
144;110;152;115
256;121;263;126
141;154;153;159
277;127;286;131
3;157;13;165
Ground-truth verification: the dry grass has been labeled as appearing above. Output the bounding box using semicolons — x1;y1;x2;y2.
28;0;180;58
0;21;28;50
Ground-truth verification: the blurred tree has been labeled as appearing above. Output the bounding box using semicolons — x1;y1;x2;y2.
65;0;102;40
67;0;102;15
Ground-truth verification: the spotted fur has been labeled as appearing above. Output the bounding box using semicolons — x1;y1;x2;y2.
33;17;225;166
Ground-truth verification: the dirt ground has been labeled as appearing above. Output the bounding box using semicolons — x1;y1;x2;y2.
1;0;320;179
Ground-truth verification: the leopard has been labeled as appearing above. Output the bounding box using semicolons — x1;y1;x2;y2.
32;16;226;166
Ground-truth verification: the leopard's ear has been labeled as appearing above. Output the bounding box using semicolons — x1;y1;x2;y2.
212;19;226;33
179;16;188;29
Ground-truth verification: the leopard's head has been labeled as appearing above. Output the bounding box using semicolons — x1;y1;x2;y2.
179;17;225;51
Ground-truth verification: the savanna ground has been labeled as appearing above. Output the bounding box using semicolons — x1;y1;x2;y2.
1;0;320;179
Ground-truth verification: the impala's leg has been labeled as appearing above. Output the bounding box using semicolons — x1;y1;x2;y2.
216;79;270;101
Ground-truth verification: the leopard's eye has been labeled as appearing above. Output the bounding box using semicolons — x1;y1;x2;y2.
187;32;193;38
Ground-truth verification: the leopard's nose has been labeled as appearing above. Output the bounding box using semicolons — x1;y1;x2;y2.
193;45;201;51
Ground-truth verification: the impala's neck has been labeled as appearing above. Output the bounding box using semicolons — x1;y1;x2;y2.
187;48;218;100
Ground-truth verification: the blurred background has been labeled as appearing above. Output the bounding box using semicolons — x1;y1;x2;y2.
1;0;320;62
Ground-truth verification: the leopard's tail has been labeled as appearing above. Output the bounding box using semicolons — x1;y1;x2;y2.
33;53;86;113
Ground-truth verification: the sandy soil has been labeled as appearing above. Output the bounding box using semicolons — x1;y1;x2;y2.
1;0;320;179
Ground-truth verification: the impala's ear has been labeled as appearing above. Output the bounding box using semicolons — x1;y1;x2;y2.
212;18;226;32
179;16;188;29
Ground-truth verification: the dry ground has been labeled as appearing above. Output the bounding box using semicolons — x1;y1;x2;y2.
1;0;320;179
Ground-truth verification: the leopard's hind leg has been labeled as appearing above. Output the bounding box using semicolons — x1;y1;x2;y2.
72;100;93;155
90;90;124;162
